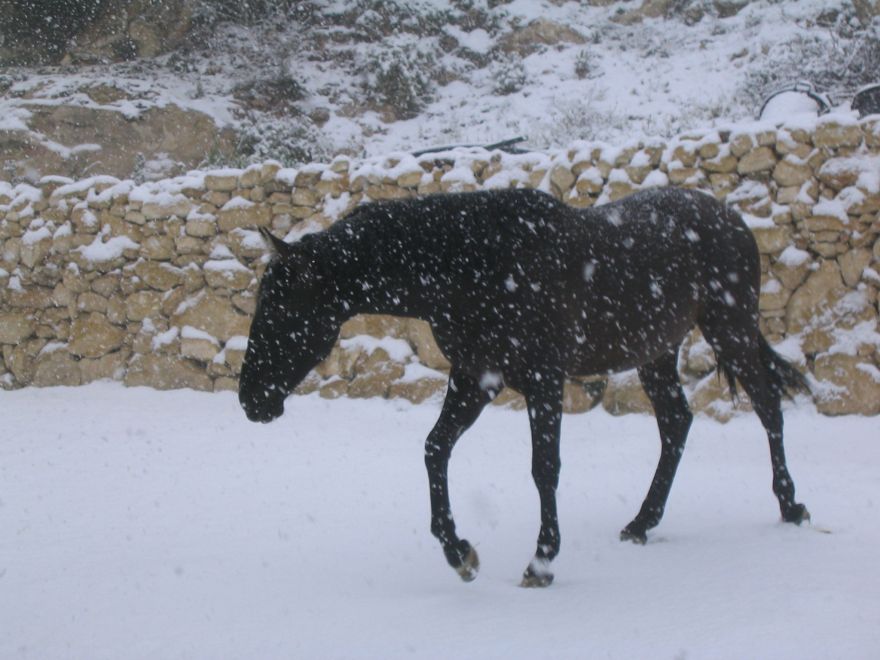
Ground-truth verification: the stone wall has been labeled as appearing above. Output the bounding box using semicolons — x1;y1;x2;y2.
1;113;879;417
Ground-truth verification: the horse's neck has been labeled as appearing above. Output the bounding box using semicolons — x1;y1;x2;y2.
324;212;432;319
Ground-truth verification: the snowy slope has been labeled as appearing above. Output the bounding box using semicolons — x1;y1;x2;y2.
1;383;878;659
1;0;872;173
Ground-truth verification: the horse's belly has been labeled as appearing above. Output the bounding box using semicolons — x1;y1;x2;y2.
567;285;699;376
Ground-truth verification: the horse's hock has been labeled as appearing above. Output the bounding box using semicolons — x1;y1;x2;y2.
2;115;879;417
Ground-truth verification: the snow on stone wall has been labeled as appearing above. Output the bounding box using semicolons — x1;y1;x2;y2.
1;113;879;417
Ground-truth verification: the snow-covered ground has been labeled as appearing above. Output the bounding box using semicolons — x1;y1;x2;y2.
1;383;878;659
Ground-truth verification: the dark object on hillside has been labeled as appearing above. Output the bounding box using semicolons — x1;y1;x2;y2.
852;83;880;118
758;81;831;121
239;187;810;588
412;137;528;157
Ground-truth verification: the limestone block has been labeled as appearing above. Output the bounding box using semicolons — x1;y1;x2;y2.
213;377;238;392
4;343;35;384
180;215;215;242
319;379;349;399
0;312;34;344
204;260;253;291
785;260;846;335
773;159;813;187
749;224;789;255
813;353;880;415
396;170;423;188
729;133;755;157
20;236;52;269
813;122;863;149
406;319;451;370
171;293;252;342
491;388;526;410
575;169;604;195
76;291;108;313
180;336;219;362
804;214;847;232
702;154;738;174
838;248;873;287
759;277;790;311
668;166;700;185
68;313;125;358
772;256;810;292
223;344;247;374
347;348;405;398
141;235;176;260
204;174;238;192
79;350;129;383
124;354;213;391
817;156;866;191
217;203;271;232
549;165;576;196
388;377;447;404
737;147;776;174
33;349;81;387
315;344;361;380
340;314;406;339
602;370;652;415
125;291;162;321
134;260;185;291
141;199;192;219
91;273;120;298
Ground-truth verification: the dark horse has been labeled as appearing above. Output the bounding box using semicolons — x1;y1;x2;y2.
239;187;809;587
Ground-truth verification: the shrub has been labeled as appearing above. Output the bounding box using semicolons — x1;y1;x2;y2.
492;55;527;95
360;42;434;119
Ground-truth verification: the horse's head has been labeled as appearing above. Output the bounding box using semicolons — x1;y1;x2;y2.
239;229;340;423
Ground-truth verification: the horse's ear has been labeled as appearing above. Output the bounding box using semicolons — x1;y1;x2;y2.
260;227;293;257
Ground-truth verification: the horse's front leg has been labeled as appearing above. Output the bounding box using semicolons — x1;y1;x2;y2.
425;369;493;582
521;376;564;588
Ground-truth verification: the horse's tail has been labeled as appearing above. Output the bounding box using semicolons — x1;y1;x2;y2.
757;334;811;399
714;334;810;401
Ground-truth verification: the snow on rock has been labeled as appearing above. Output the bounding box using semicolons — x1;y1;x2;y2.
150;326;179;350
220;196;255;211
74;227;139;263
323;192;352;221
812;198;850;224
50;175;117;198
340;335;414;362
181;325;220;345
777;246;810;267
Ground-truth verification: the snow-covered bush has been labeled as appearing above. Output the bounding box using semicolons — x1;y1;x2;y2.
492;55;527;95
574;48;597;80
359;42;435;120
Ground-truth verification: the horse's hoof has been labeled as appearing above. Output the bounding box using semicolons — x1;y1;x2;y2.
783;503;810;525
620;525;647;545
455;545;480;582
520;559;553;588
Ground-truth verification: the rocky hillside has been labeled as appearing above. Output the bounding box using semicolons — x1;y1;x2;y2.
1;0;879;182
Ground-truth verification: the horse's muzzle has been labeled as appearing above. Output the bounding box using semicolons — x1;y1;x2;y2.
240;391;285;424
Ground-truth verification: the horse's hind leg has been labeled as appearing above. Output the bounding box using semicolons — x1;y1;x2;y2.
621;347;693;544
701;317;810;525
425;368;494;582
721;346;809;525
